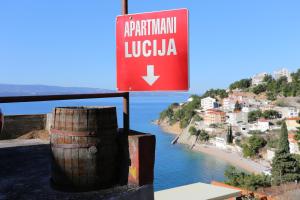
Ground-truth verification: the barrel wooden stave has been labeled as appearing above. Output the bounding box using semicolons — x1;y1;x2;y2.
50;106;118;191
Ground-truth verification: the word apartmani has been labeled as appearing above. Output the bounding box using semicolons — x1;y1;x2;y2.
123;17;178;58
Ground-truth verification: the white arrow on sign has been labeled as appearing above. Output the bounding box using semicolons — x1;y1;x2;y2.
142;65;160;86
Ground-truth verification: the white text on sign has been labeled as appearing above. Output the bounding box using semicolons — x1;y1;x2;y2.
124;17;177;58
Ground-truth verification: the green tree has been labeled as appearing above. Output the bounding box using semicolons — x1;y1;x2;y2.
271;122;300;185
262;110;281;119
242;135;266;158
248;110;263;122
159;106;174;122
174;109;184;121
267;137;279;149
189;126;197;136
263;74;273;83
193;115;203;122
252;84;267;95
199;130;209;142
277;122;290;154
229;79;252;90
266;91;277;101
202;89;228;99
224;166;271;191
226;125;233;144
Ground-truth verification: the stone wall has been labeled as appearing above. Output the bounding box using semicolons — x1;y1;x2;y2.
0;114;46;139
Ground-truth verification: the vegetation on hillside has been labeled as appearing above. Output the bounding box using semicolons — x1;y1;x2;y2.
188;126;197;136
242;135;266;158
248;110;281;122
159;103;178;122
159;68;300;130
228;69;300;100
159;96;201;128
229;79;252;90
189;126;209;142
224;166;271;191
199;130;209;142
159;89;229;129
201;89;228;99
257;69;300;100
271;122;300;185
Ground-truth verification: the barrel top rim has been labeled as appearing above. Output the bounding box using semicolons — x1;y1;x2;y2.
54;106;116;110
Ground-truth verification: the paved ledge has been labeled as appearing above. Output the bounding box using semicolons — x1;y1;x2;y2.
0;139;153;200
155;182;241;200
0;139;49;148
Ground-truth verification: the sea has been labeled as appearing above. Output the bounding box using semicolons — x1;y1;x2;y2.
0;93;231;191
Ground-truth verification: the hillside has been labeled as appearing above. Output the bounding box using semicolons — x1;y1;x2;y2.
0;84;113;96
159;68;300;131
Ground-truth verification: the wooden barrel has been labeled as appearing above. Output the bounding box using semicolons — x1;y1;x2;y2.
50;106;118;191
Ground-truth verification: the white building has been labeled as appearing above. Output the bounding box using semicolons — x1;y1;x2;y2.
288;134;300;154
274;106;299;118
273;68;292;82
257;119;270;132
222;98;235;111
252;72;267;86
214;137;227;149
241;106;258;113
226;111;248;125
249;119;270;132
187;97;194;102
201;97;217;111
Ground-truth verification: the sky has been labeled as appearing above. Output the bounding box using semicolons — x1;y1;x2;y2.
1;0;300;93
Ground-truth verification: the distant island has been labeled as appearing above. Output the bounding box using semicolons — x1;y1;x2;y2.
0;83;189;97
157;68;300;195
0;84;114;96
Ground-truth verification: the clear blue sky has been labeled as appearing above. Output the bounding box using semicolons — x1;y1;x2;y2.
1;0;300;93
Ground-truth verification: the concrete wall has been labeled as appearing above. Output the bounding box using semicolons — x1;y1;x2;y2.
0;113;156;200
0;114;46;139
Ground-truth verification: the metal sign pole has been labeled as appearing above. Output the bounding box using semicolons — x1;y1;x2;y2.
122;0;130;134
122;0;128;15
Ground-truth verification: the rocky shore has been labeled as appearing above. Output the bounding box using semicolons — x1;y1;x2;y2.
155;120;269;174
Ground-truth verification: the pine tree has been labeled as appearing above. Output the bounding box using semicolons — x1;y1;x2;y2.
277;122;290;154
234;101;242;111
271;122;300;185
226;125;233;144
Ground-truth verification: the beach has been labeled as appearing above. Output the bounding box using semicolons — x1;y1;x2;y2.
191;144;269;174
158;124;270;174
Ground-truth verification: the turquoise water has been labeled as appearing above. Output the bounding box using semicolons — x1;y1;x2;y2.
0;94;231;191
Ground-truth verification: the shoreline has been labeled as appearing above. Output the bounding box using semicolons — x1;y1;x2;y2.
191;144;269;174
156;123;269;174
154;120;182;135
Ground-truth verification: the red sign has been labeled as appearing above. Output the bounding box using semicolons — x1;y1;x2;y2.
116;9;189;91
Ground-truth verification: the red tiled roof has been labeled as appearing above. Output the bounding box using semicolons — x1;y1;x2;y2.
206;109;226;116
286;117;300;121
